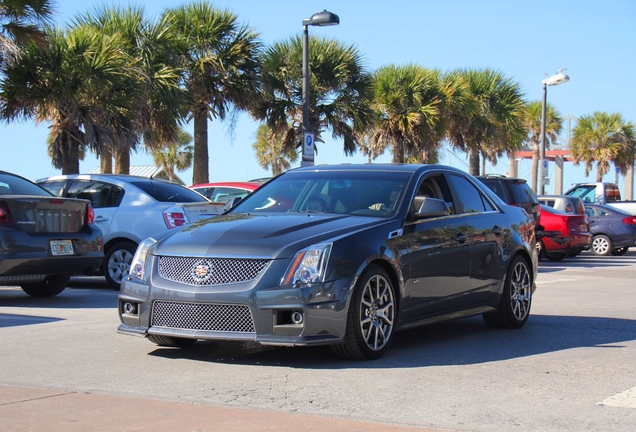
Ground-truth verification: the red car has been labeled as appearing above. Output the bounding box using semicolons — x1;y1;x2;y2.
538;204;591;261
189;181;262;203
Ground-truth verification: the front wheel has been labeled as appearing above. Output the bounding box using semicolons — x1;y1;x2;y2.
21;275;70;297
483;256;532;329
332;265;396;360
591;235;613;256
104;241;137;290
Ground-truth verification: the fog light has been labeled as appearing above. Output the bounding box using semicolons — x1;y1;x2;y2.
291;311;303;324
123;302;137;315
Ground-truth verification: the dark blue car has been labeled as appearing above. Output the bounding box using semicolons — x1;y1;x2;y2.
585;203;636;255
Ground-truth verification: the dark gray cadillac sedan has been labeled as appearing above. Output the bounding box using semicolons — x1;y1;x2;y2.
118;164;537;360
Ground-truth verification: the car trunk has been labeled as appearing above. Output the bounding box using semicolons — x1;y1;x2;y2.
1;196;87;233
180;201;227;221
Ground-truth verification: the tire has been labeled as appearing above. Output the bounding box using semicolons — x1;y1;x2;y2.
21;275;70;297
591;235;613;256
104;241;137;290
545;252;567;261
483;256;532;329
611;247;629;256
332;265;396;360
147;334;197;347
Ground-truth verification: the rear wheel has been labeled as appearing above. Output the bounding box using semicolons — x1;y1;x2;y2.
147;334;197;347
591;235;613;256
332;265;396;360
611;247;629;256
21;275;70;297
104;241;137;289
483;256;532;329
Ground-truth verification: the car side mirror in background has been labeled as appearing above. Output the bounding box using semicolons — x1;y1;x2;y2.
413;196;450;219
224;196;242;212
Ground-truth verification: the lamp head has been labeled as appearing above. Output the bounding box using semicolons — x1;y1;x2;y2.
542;69;569;86
303;10;340;27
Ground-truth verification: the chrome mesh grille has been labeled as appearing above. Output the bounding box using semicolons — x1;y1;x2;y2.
158;256;269;286
151;301;255;333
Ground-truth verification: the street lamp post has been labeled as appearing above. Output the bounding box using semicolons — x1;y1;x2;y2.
539;69;569;195
301;10;339;167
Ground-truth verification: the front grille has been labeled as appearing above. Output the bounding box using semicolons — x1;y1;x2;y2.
158;256;269;286
151;301;255;333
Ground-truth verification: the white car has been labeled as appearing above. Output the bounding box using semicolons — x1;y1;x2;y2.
38;174;220;288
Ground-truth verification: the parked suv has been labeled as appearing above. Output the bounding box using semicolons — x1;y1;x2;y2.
38;174;216;289
475;175;540;224
538;195;585;215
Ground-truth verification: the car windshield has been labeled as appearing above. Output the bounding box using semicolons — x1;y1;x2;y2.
0;172;53;196
231;170;412;217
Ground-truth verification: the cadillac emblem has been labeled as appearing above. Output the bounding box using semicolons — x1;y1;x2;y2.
191;259;214;284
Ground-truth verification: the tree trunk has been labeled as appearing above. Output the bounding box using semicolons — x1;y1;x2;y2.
100;150;113;174
468;148;480;176
531;140;539;193
61;132;80;174
192;108;209;184
114;146;130;174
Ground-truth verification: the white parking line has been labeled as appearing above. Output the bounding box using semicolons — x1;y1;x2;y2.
536;278;577;285
597;386;636;408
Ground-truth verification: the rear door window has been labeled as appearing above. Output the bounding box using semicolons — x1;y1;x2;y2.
130;180;207;203
66;181;124;208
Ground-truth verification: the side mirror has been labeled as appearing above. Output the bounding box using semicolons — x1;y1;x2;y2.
413;196;450;218
224;196;242;212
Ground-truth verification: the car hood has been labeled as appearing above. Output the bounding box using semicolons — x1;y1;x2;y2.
153;212;389;259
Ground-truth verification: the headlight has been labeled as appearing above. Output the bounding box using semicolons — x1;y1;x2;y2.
129;237;156;281
283;243;332;285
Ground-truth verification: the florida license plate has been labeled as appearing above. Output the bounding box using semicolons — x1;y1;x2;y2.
51;240;74;256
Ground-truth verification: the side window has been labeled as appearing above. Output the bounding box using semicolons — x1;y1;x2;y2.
447;174;494;214
67;181;124;208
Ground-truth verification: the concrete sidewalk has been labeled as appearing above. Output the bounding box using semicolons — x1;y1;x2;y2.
0;385;441;432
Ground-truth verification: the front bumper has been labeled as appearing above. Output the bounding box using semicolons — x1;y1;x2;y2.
117;269;354;347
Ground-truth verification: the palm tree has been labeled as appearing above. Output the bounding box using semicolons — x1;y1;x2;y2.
164;1;261;185
77;5;187;174
367;64;442;163
0;24;139;173
523;100;563;192
570;112;636;181
252;124;297;176
152;129;194;182
446;68;526;175
253;35;372;159
0;0;53;66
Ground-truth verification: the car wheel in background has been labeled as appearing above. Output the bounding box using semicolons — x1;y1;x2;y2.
21;275;70;297
611;247;629;256
104;241;137;289
591;234;613;256
483;256;532;329
332;265;396;360
147;334;197;347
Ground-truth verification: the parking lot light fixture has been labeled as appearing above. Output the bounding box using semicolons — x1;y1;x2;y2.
539;68;569;195
301;10;339;167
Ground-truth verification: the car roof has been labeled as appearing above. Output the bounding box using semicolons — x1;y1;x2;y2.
289;163;466;175
190;181;261;190
36;173;179;186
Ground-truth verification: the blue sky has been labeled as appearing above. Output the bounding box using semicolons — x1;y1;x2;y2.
1;0;635;192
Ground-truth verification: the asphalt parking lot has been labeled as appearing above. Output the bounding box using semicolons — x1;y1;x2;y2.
1;251;635;431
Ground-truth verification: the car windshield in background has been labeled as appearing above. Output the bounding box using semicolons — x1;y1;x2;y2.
232;170;411;216
0;172;53;196
130;180;208;203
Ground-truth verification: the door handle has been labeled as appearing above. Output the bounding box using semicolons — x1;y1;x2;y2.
95;216;109;222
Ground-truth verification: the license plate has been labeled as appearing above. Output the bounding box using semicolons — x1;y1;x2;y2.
51;240;74;256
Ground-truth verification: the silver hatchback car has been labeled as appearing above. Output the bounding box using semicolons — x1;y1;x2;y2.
38;174;219;289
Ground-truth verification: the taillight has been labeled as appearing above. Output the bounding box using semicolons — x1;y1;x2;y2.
622;216;636;225
87;203;95;224
163;206;189;229
0;201;14;223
